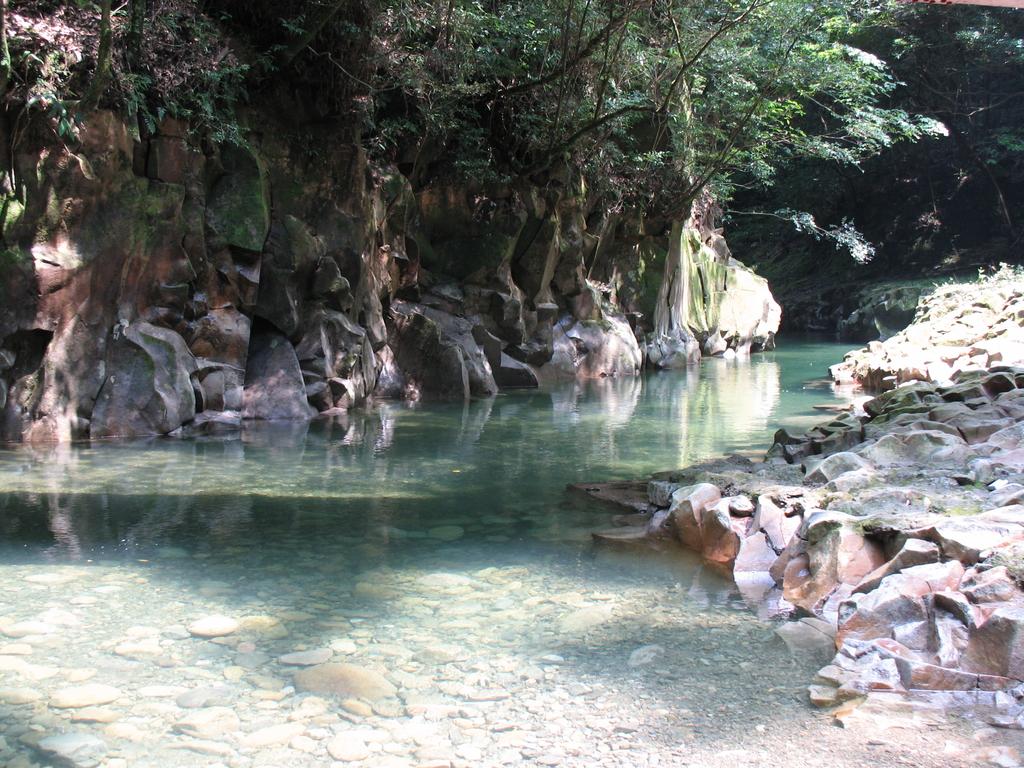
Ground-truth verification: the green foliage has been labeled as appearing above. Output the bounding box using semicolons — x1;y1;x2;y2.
366;0;932;220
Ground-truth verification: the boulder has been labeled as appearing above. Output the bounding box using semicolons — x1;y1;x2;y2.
751;495;801;551
901;560;966;591
492;353;539;389
857;430;972;467
669;483;722;550
388;301;496;399
566;314;643;378
727;495;755;517
735;531;779;574
790;511;886;613
648;480;680;508
960;566;1021;604
241;328;314;420
702;332;727;357
837;574;931;644
992;425;1024;453
853;539;940;594
646;332;700;369
911;518;1018;564
960;604;1024;680
804;452;873;484
700;500;743;566
91;322;197;438
870;638;1017;691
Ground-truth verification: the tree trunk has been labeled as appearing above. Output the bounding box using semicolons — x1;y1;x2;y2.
952;127;1016;239
0;0;10;101
653;220;692;339
82;0;113;111
129;0;147;68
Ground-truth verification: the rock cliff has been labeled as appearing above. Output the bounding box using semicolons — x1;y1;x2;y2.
0;112;780;443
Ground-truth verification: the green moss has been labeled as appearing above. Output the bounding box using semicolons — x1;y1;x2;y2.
987;542;1024;587
207;144;271;252
2;197;25;239
0;247;30;275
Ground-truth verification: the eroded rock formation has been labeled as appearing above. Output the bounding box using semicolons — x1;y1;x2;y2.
0;112;780;443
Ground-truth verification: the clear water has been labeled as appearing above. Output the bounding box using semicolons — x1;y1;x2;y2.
0;340;1003;768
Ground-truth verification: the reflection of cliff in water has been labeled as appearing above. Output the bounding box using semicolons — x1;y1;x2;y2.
641;357;781;467
0;350;832;561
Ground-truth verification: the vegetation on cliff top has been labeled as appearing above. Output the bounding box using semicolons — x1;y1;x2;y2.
729;3;1024;293
1;0;938;226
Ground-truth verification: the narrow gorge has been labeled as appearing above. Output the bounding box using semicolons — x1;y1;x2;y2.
1;2;1023;768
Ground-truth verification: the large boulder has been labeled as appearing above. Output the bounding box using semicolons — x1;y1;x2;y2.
242;328;314;420
668;483;722;551
564;314;643;379
960;604;1024;680
857;429;972;467
91;322;197;438
837;573;932;645
786;511;887;614
387;301;496;399
715;258;782;353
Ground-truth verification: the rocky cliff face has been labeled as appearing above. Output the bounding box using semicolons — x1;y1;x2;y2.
0;112;780;443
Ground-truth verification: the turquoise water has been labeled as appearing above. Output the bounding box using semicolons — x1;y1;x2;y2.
1;340;993;768
0;338;852;563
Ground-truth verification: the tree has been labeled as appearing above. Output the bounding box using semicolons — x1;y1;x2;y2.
875;4;1024;239
366;0;932;224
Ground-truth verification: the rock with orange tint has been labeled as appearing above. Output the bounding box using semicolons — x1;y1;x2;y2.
293;663;397;702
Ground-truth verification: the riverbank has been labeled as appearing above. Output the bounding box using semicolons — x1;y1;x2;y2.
585;275;1024;739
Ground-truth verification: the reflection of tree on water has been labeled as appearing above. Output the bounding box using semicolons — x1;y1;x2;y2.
641;357;781;468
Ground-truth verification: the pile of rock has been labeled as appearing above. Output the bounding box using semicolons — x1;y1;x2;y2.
831;270;1024;391
588;367;1024;716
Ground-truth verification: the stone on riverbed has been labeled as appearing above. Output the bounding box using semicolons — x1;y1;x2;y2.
0;687;43;704
327;734;371;762
175;686;237;709
558;605;614;634
293;663;397;701
187;615;240;638
36;732;108;768
50;684;122;709
239;722;307;748
591;526;649;545
173;706;242;738
278;648;333;666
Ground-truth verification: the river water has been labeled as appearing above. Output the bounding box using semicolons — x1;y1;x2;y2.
0;340;1015;768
